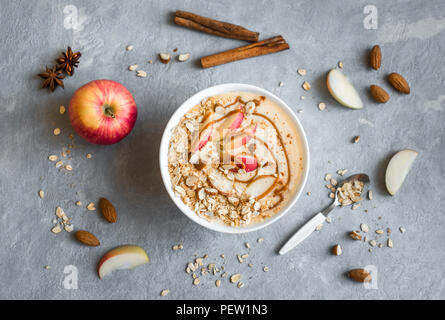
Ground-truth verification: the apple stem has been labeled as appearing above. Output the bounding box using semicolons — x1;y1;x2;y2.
105;107;115;118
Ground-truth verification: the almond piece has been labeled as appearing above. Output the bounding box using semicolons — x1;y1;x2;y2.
387;73;410;94
369;45;381;70
349;231;362;240
332;244;342;256
370;85;390;103
159;53;171;64
75;230;100;247
99;198;117;223
348;268;372;283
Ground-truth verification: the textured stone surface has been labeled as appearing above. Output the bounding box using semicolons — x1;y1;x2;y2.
0;0;444;300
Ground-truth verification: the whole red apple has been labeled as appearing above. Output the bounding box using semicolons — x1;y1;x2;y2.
69;80;137;145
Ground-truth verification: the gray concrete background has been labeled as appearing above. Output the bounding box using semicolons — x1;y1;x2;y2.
0;0;444;300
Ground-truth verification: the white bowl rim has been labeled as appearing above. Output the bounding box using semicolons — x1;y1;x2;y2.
159;83;310;234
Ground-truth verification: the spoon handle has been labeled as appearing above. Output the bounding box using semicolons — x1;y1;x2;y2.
279;213;326;255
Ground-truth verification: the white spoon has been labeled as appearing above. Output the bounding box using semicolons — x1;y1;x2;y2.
279;173;370;255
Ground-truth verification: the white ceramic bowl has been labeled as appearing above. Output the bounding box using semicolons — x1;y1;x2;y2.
159;84;310;233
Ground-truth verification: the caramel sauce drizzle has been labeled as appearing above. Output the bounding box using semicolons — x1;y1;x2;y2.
195;95;291;207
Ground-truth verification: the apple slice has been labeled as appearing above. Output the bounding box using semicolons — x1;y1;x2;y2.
235;154;258;172
245;176;277;200
211;111;244;141
191;112;215;152
98;245;149;279
208;168;234;195
385;149;418;195
327;69;363;109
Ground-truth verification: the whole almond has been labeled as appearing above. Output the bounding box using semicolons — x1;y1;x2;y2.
99;198;118;223
369;45;381;70
348;269;372;283
387;73;410;94
75;230;100;247
370;85;390;103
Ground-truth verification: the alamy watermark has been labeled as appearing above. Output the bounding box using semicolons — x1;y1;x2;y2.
63;265;78;290
363;5;378;30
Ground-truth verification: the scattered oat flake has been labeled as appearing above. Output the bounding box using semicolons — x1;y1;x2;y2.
352;203;361;210
51;225;62;234
318;102;326;111
245;242;250;249
338;61;344;68
257;237;264;243
325;174;332;181
87;203;96;211
399;227;406;233
387;238;393;248
148;60;153;64
306;192;311;196
178;244;183;250
263;266;270;272
55;161;63;168
297;69;306;76
48;155;58;161
302;81;311;91
248;263;253;268
44;266;50;270
64;224;73;232
160;289;169;296
237;255;243;264
361;224;369;232
326;216;332;223
368;190;373;200
136;70;147;78
375;229;384;234
126;45;134;51
86;153;92;159
39;190;45;199
230;274;241;283
300;95;305;100
65;165;73;171
128;65;138;71
237;281;245;288
172;245;179;251
75;201;82;206
53;128;61;136
279;81;284;87
315;224;323;231
337;169;348;176
215;279;221;287
369;240;377;247
56;207;64;219
193;278;200;286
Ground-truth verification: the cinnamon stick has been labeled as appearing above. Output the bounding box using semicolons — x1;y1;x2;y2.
200;36;289;68
174;10;259;42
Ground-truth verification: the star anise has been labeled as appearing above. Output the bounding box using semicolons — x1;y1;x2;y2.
56;46;81;76
38;66;65;92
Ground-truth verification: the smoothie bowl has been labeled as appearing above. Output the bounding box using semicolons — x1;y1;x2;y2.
159;84;309;233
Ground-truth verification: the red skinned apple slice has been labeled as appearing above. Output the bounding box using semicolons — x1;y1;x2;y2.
191;112;215;152
246;176;278;200
235;154;258;172
98;245;149;279
211;110;244;141
208;168;234;195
